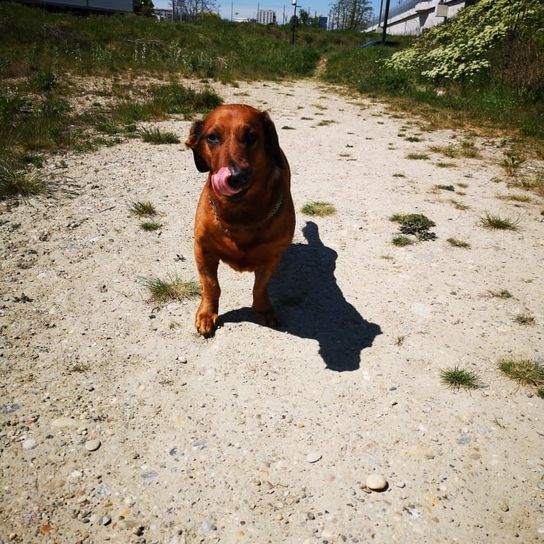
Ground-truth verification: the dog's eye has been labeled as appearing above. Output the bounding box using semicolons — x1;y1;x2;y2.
243;131;257;146
206;133;219;145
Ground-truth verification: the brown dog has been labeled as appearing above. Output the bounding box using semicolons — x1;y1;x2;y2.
185;104;295;337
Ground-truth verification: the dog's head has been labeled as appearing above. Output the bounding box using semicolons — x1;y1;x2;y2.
185;104;283;200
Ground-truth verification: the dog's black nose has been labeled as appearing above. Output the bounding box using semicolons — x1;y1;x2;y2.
228;166;252;189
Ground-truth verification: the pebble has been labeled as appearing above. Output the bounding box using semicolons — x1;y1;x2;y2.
100;515;112;526
201;520;217;532
22;438;37;450
366;474;388;491
306;451;322;463
498;501;509;512
537;481;544;491
84;439;101;452
176;356;188;364
395;481;406;489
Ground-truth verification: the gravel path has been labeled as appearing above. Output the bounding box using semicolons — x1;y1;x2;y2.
1;79;543;544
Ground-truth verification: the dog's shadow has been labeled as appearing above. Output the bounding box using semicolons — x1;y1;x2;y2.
221;221;382;372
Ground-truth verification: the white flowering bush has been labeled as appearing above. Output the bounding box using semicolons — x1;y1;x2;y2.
384;0;543;83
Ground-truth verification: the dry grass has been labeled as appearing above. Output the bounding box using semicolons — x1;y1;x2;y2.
498;357;544;388
479;212;518;231
301;201;336;217
143;276;200;303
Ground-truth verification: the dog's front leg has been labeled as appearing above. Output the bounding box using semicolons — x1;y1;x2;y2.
195;246;220;337
252;259;281;328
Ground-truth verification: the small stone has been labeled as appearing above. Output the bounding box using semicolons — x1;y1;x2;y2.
100;516;112;526
306;512;315;520
537;481;544;491
133;526;144;536
366;474;388;491
395;481;406;489
306;451;322;463
176;356;188;364
201;520;217;532
498;501;509;512
22;438;37;450
84;439;101;452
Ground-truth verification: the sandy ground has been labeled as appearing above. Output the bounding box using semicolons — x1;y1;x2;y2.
1;79;543;544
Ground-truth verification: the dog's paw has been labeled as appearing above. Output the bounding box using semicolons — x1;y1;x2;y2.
253;307;279;329
195;312;218;338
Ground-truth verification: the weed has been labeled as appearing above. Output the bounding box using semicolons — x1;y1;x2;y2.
440;366;480;390
457;182;469;188
395;335;405;346
501;153;525;176
496;193;531;203
96;120;121;134
479;212;518;230
130;201;157;217
0;160;47;200
140;220;162;231
301;201;336;216
281;126;296;130
435;184;455;191
316;120;336;126
488;289;512;299
447;238;470;248
449;199;469;210
393;173;406;178
390;213;436;241
514;313;535;325
405;136;422;142
143;276;200;303
537;388;544;399
392;235;414;247
406;153;430;160
436;161;456;168
140;127;180;144
498;357;544;387
70;363;90;373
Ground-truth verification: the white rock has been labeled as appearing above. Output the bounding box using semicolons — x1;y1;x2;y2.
306;451;322;463
84;439;101;452
366;474;388;491
22;438;37;450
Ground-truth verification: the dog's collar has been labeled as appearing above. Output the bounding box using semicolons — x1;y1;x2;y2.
208;192;283;233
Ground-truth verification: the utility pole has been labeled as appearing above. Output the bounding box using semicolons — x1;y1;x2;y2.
291;0;297;44
381;0;391;44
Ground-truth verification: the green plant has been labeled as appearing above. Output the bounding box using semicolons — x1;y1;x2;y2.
392;235;414;247
449;199;469;210
143;276;200;303
390;213;436;241
140;127;180;144
0;160;47;200
130;201;157;217
498;357;544;387
301;201;336;216
447;237;470;248
496;193;531;203
501;153;525;176
488;289;512;299
436;161;456;168
406;153;430;160
514;312;535;325
479;212;518;230
435;184;455;191
140;220;162;231
440;366;480;390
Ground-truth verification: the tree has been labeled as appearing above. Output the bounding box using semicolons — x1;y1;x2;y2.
299;8;310;25
133;0;154;16
171;0;218;21
328;0;372;30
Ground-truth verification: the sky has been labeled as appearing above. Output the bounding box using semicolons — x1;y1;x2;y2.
154;0;384;23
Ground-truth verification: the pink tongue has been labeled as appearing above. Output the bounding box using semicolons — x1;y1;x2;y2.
211;167;241;198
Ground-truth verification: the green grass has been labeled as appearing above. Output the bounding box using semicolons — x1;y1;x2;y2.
392;235;414;247
488;289;512;299
130;201;157;217
0;160;47;200
390;213;436;241
501;154;525;176
406;153;430;160
440;366;480;390
143;276;200;303
140;220;162;231
479;212;519;230
514;312;535;325
405;136;422;142
140;127;180;144
447;237;470;248
301;201;336;217
436;161;456;168
498;357;544;388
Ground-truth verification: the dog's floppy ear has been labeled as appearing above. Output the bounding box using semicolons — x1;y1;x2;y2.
261;111;284;169
185;119;210;173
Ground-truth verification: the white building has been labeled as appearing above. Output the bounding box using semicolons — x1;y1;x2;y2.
368;0;473;35
257;9;276;25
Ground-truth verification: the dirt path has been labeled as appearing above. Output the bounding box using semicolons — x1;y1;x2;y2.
1;79;543;544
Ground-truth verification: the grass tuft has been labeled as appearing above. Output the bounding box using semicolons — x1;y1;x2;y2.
514;312;535;325
479;212;518;231
0;160;47;200
501;154;525;177
140;220;162;231
435;184;455;191
143;276;200;303
447;237;470;248
496;193;531;203
440;366;480;390
140;127;180;145
449;199;469;210
392;235;414;247
498;357;544;388
406;153;430;160
390;213;436;241
130;201;157;217
301;201;336;217
488;289;512;299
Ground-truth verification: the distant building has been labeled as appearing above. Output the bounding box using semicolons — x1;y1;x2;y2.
153;8;173;21
17;0;132;13
257;9;276;25
317;16;327;29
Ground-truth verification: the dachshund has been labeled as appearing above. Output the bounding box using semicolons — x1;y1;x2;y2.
185;104;295;337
